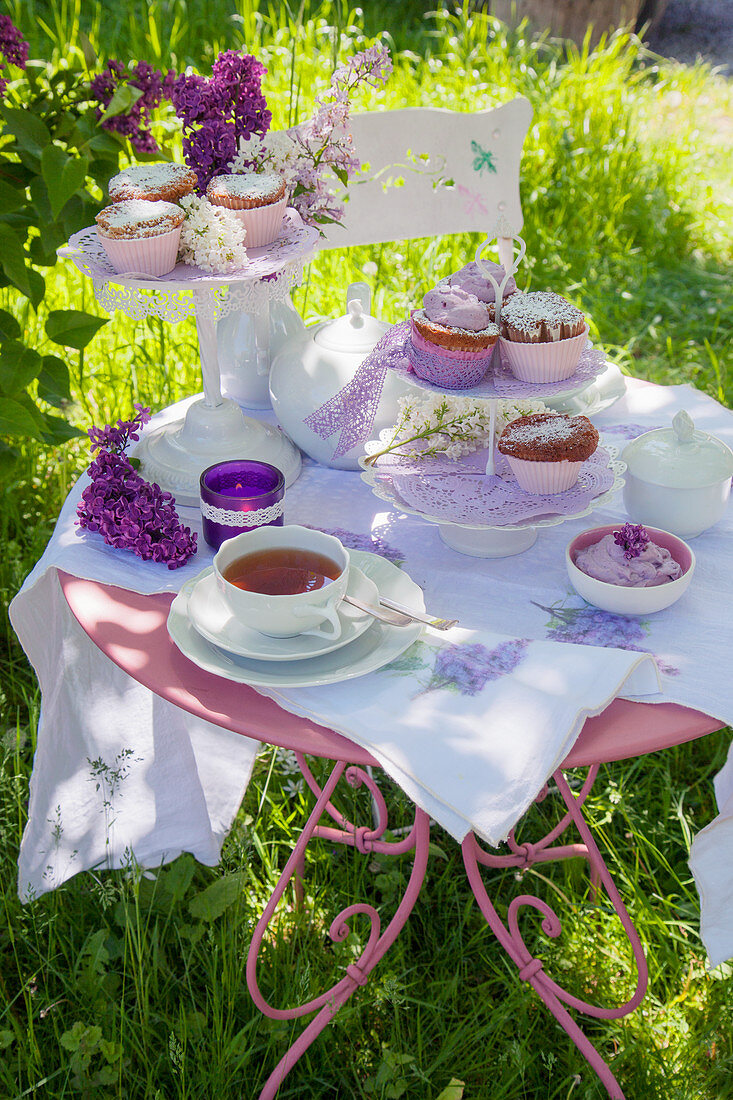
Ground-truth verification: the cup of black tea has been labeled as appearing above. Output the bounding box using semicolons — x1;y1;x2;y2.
213;524;349;638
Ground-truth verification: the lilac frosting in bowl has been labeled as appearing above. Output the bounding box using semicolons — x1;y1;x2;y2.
565;525;695;615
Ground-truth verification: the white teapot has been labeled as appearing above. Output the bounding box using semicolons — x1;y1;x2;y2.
622;410;733;538
269;283;412;470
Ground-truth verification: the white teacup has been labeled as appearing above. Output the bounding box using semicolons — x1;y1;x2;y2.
213;525;349;639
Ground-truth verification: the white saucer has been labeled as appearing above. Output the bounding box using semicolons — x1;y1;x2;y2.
167;549;425;689
187;562;378;662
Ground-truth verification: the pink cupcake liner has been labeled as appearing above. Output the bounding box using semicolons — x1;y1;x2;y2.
98;225;181;277
231;196;287;248
500;325;589;383
410;319;496;361
505;455;583;495
408;317;495;389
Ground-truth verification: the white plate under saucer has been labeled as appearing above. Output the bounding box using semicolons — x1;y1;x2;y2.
167;549;425;689
186;561;378;662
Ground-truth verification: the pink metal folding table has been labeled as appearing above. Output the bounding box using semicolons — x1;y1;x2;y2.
59;570;723;1100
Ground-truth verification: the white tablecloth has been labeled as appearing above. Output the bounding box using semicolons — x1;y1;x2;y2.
10;379;733;969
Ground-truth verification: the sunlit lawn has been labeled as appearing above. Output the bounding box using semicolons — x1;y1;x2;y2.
1;2;732;1096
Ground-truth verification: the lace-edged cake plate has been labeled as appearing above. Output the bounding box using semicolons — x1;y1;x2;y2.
359;439;625;558
386;325;608;402
59;211;321;502
62;209;320;322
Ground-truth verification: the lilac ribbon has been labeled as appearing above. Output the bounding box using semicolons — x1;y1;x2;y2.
304;321;411;458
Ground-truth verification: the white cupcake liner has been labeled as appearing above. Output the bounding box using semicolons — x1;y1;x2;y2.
506;455;583;495
500;325;588;383
230;196;287;248
99;225;181;277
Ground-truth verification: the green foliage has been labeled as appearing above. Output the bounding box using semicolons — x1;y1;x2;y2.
0;38;120;469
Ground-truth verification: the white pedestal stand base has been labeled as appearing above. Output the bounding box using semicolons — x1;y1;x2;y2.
134;398;302;507
438;523;538;557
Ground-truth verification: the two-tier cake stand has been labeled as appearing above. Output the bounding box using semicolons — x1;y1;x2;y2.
60;210;320;505
359;236;624;556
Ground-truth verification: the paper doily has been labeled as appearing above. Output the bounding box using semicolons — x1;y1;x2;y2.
360;439;625;532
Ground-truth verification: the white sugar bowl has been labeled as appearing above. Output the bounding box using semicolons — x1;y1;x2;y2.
622;410;733;538
269;283;413;470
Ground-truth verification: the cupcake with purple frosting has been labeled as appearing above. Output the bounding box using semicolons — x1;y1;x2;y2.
445;260;517;309
410;285;499;389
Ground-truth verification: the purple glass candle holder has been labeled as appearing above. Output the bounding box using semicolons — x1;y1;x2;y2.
199;460;285;551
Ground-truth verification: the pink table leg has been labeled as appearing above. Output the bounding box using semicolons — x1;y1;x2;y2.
462;766;648;1100
246;757;431;1100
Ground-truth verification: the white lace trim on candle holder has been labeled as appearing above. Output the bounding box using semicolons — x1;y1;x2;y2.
200;499;284;527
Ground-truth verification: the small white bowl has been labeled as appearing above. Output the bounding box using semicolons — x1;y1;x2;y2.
565;524;695;615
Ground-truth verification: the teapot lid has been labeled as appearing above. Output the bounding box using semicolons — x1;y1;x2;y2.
622;410;733;488
314;282;389;354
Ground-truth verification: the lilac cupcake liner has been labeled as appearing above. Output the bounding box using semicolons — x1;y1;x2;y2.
98;225;181;277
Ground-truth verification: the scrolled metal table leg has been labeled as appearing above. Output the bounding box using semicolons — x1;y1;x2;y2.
462;765;648;1100
247;758;431;1100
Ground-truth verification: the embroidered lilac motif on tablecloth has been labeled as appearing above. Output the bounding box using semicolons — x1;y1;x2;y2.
532;597;680;677
383;637;531;698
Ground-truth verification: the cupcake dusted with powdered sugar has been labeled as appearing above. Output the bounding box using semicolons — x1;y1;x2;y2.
498;412;599;495
206;171;287;247
95;200;184;276
498;291;589;384
96;199;184;239
109;163;197;204
501;291;585;344
206;171;286;210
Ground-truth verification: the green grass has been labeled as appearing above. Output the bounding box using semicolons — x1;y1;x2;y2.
1;1;733;1097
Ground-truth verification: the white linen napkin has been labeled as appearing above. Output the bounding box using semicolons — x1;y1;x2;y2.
246;628;659;845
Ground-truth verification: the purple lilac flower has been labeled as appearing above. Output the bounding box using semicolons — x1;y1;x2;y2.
613;522;649;560
78;407;196;569
428;639;530;697
285;45;391;227
0;15;28;96
171;51;271;189
89;60;175;153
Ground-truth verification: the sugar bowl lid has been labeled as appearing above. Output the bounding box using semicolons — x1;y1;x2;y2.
622;410;733;489
314;282;389;354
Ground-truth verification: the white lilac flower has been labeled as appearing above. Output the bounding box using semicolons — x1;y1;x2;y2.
178;194;248;273
375;393;550;461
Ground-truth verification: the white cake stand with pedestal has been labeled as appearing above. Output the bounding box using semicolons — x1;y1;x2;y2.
360;439;625;558
61;210;319;505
